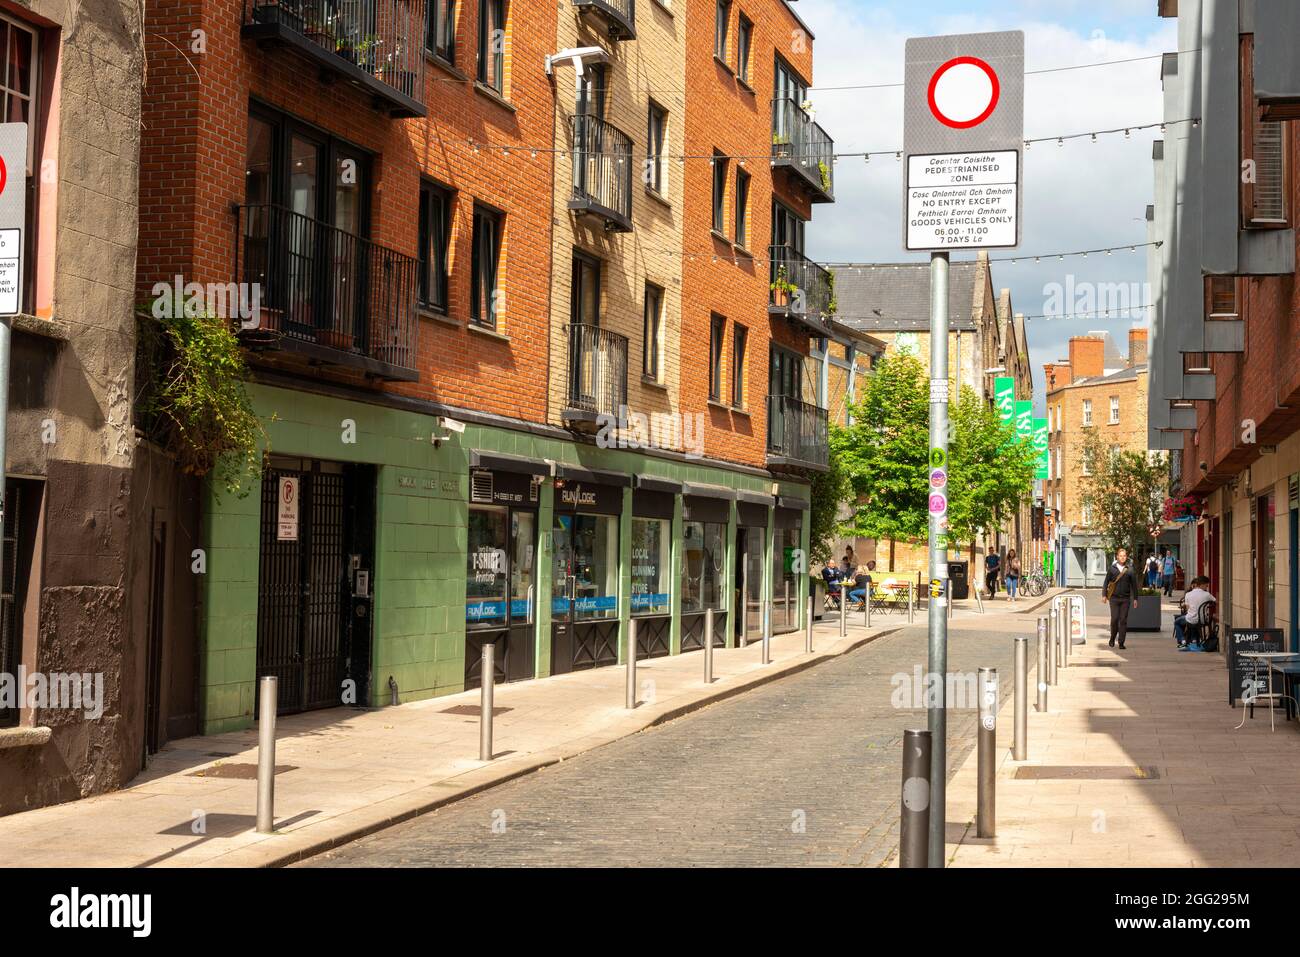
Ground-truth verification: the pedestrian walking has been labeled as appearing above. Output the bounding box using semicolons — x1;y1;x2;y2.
1144;553;1159;589
984;550;1001;597
1161;549;1176;597
1103;547;1141;650
1004;550;1021;604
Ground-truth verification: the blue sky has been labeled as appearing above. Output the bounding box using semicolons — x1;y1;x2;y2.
799;0;1177;410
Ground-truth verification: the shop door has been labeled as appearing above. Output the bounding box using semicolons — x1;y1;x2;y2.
551;512;620;674
464;499;538;689
257;460;375;714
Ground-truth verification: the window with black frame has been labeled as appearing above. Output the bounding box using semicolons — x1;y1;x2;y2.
647;101;667;196
732;323;747;408
478;0;506;93
643;282;662;380
427;0;456;63
712;151;728;232
735;166;750;247
709;313;726;401
418;180;451;312
466;505;536;629
737;14;753;84
471;204;502;328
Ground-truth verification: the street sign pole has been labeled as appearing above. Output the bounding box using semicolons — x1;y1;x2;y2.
903;31;1022;869
926;250;949;867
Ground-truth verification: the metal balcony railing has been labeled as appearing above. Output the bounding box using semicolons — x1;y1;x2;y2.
235;203;418;377
244;0;427;117
769;245;834;334
566;323;628;423
569;114;634;232
573;0;636;40
766;395;829;470
771;97;835;202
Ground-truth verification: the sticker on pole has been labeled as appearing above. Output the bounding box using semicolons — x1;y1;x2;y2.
903;32;1023;252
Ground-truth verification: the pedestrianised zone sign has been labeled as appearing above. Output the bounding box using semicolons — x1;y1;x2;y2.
903;32;1024;251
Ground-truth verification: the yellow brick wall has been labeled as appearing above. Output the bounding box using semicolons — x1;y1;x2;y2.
546;3;688;444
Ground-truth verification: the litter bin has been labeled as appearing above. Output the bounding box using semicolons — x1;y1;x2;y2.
949;560;970;600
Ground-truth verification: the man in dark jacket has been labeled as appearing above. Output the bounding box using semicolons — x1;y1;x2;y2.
1102;547;1141;650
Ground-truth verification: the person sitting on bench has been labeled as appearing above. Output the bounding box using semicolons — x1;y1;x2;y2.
1175;576;1215;650
848;563;874;607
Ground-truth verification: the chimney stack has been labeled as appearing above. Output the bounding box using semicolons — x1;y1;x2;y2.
1128;327;1149;367
1068;336;1105;380
1044;361;1072;391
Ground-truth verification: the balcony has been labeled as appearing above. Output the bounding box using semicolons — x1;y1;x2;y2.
573;0;636;41
234;203;419;381
771;98;835;203
564;323;628;431
766;395;829;472
242;0;427;118
568;114;634;233
769;245;834;337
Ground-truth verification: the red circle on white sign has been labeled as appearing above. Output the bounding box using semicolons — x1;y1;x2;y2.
927;56;1000;129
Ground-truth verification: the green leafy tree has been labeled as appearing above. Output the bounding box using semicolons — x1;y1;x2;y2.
946;385;1036;549
1077;431;1169;560
835;351;930;550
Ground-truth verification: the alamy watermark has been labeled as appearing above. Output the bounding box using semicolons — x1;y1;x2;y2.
151;275;261;328
0;668;105;719
596;405;706;458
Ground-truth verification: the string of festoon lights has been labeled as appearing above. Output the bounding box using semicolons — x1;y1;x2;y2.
836;304;1156;325
452;117;1199;165
601;240;1162;269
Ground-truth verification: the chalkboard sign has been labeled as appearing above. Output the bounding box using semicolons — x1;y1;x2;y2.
1228;628;1285;706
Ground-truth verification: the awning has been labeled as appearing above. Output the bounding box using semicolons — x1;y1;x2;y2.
682;482;736;501
554;464;632;487
735;489;775;507
777;495;810;511
634;475;683;494
470;450;552;478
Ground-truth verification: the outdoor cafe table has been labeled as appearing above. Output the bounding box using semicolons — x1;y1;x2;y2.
1270;659;1300;723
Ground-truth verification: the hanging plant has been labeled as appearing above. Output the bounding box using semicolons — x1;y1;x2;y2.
136;306;267;499
818;160;831;193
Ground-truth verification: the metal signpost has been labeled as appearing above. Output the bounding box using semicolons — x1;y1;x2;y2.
0;124;28;626
904;33;1022;867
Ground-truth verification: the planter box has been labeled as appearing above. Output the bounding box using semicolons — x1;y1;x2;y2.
1127;594;1163;632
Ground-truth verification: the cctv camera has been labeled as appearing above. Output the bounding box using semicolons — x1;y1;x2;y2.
1198;461;1208;472
439;416;466;434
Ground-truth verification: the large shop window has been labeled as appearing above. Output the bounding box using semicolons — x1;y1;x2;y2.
631;517;671;616
557;514;620;621
682;521;725;613
466;506;535;627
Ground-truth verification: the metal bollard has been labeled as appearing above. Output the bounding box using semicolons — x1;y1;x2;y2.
908;583;915;624
785;580;792;630
626;619;638;709
839;583;848;638
1036;616;1049;712
762;601;772;664
806;599;815;654
705;606;715;684
1058;602;1068;668
1048;608;1059;686
977;668;997;838
740;561;749;648
256;676;277;834
864;586;871;629
900;728;932;868
480;642;495;761
1013;635;1028;761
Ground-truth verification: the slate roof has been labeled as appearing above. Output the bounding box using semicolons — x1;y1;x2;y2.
829;261;982;333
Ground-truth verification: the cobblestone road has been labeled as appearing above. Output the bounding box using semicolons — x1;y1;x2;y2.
304;617;1033;867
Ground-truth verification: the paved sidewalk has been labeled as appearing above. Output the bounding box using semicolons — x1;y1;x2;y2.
0;614;907;868
945;595;1300;867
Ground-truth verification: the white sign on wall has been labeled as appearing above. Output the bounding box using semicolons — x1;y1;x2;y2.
277;476;300;541
0;123;27;316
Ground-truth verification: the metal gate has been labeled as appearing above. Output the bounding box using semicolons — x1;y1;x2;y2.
257;461;373;714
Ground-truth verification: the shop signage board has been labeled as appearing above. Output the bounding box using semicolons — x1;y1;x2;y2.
903;33;1023;251
1228;628;1285;706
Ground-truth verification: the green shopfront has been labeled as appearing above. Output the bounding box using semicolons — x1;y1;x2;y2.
198;382;810;734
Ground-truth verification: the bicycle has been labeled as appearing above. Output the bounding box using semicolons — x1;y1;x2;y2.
1019;570;1049;598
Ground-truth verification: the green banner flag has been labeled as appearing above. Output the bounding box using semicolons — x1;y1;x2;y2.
995;377;1015;427
1014;400;1033;443
1033;416;1049;479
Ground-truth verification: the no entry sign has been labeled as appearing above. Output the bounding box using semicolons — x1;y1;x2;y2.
903;33;1023;251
